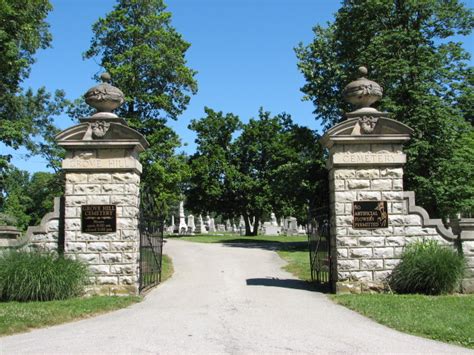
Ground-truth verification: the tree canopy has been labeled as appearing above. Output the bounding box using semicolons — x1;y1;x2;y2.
296;0;474;218
84;0;198;213
186;108;326;235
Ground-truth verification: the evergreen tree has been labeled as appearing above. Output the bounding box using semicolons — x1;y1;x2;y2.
84;0;198;212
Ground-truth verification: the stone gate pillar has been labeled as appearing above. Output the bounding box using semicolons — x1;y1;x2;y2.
56;73;148;295
322;67;413;293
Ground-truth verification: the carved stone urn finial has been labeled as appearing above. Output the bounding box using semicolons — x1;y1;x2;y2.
84;72;125;118
342;66;383;109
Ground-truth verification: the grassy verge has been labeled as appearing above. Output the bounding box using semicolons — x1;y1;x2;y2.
0;296;141;336
332;294;474;349
161;254;174;282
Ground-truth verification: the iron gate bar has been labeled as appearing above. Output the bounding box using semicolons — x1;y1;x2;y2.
307;205;332;290
139;190;165;293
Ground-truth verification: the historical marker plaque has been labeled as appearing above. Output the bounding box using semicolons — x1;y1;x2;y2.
353;201;388;229
81;205;116;233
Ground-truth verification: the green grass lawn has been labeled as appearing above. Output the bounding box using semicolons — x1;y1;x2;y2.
0;296;141;336
161;254;174;282
332;294;474;349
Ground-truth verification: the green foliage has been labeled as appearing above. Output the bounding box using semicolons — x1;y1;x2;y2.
0;165;63;230
0;251;89;302
296;0;474;218
186;107;326;235
332;294;474;349
389;240;465;295
83;0;197;212
0;0;69;174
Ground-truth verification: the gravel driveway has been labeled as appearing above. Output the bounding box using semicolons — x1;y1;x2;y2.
1;239;471;354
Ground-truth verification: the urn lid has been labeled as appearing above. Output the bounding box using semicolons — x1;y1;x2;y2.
84;73;125;118
342;66;383;109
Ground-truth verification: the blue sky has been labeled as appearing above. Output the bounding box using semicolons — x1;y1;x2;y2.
4;0;474;173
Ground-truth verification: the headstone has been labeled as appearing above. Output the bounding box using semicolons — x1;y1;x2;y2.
208;217;216;233
217;224;226;232
187;214;195;234
270;212;278;226
178;201;187;234
196;214;207;234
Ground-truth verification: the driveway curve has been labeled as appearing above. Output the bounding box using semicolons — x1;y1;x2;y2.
1;239;471;354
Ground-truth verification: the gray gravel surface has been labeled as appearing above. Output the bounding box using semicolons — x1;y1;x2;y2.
1;239;472;354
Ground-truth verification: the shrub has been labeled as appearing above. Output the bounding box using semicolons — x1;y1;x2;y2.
0;251;89;301
389;240;465;295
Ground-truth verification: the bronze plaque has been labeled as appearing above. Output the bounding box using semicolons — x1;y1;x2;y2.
81;205;116;233
353;201;388;229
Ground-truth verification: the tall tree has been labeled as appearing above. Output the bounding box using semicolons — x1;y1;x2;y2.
0;0;68;205
296;0;473;218
84;0;198;212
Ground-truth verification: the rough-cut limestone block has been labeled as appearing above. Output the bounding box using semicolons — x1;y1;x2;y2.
336;216;352;227
87;242;110;252
335;203;345;215
336;237;358;247
66;173;88;183
350;248;372;258
355;169;380;179
404;214;423;225
111;264;135;275
392;179;403;190
351;271;372;280
386;236;406;246
337;248;348;258
347;179;370;190
102;184;125;194
74;184;101;194
119;276;137;285
97;276;118;285
111;242;135;252
65;219;81;231
335;191;357;202
76;253;100;263
391;202;405;214
346;227;371;237
380;168;403;178
89;265;111;274
372;228;393;236
88;174;112;183
112;172;139;183
373;247;394;258
101;253;122;263
334;169;356;179
337;259;359;270
110;194;138;206
124;184;139;195
370;179;392;190
333;180;345;191
360;259;383;270
122;253;138;262
382;191;404;200
86;195;110;204
66;195;87;206
357;191;381;200
374;270;391;281
359;237;385;246
384;259;400;270
65;242;87;252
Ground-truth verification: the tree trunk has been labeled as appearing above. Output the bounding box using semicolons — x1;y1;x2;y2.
244;214;252;236
251;218;260;236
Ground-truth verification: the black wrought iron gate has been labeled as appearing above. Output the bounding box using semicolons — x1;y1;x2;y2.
307;206;333;291
139;191;164;293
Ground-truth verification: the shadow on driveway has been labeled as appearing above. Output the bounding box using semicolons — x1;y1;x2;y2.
246;277;330;293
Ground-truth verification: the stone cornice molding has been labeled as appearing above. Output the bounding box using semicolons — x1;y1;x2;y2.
321;117;413;148
403;191;457;242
